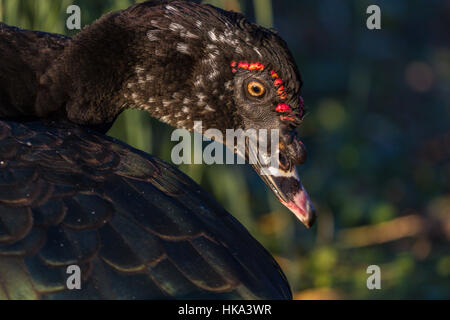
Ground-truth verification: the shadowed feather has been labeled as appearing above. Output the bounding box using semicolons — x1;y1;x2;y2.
0;120;291;299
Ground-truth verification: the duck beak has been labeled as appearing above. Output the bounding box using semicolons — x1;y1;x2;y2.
252;162;316;228
226;131;315;228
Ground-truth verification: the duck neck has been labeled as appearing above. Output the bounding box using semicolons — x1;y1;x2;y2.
36;11;143;126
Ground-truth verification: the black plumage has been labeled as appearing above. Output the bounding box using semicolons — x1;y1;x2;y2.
0;0;314;299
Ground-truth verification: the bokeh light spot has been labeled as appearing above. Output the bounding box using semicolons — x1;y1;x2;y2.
436;256;450;277
317;99;347;131
337;144;360;169
370;202;396;224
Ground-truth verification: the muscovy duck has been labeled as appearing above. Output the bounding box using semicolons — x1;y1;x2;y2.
0;0;315;299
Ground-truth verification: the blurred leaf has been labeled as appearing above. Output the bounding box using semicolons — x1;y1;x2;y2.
253;0;273;27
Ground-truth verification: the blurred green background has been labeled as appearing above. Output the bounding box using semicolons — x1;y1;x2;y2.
1;0;449;299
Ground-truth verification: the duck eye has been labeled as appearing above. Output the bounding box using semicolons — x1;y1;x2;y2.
247;81;266;97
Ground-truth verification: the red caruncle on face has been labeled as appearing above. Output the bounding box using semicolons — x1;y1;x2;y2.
230;61;304;123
